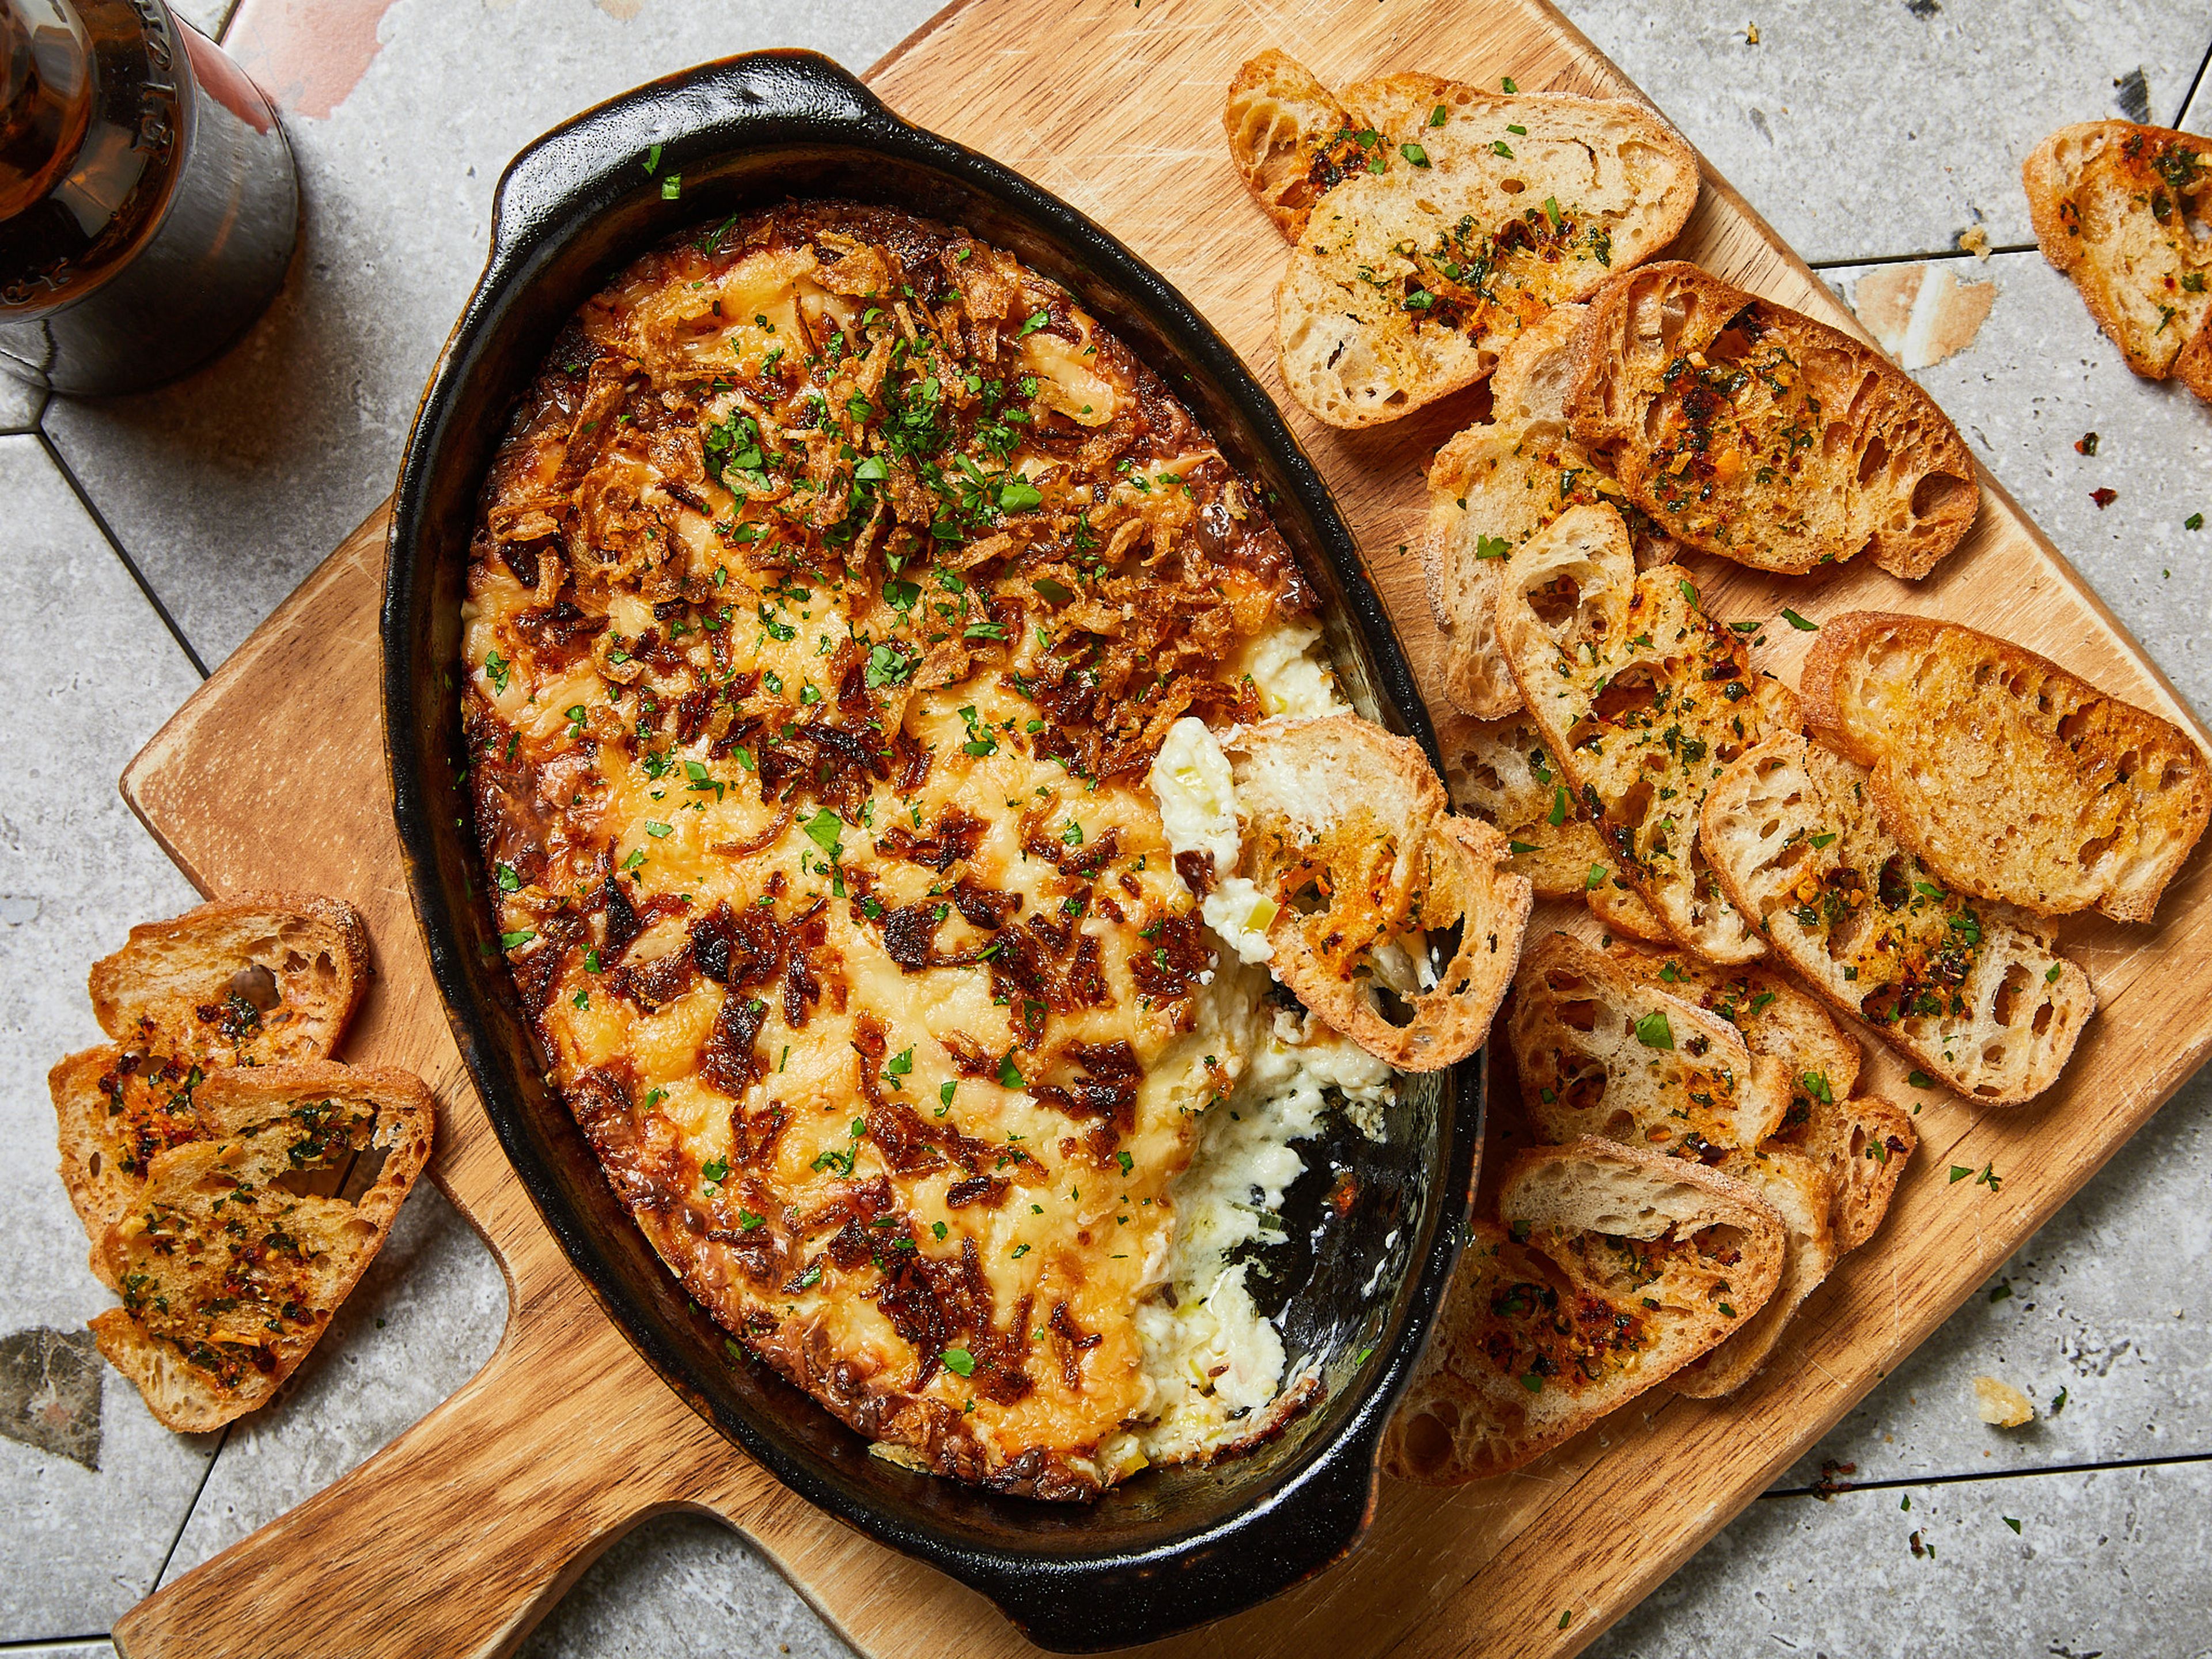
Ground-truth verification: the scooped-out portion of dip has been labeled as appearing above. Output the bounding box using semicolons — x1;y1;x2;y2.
461;200;1393;1499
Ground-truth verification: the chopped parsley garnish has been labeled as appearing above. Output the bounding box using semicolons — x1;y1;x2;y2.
803;810;844;859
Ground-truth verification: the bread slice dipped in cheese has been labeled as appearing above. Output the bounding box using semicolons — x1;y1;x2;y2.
1225;52;1698;427
1802;612;2211;923
2025;122;2212;400
1153;713;1532;1071
1700;732;2095;1105
1495;502;1800;964
1566;262;1979;578
1383;1136;1785;1483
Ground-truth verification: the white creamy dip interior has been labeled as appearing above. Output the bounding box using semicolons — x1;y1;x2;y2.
1131;627;1397;1464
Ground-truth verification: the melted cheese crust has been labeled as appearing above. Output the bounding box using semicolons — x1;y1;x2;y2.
461;203;1338;1499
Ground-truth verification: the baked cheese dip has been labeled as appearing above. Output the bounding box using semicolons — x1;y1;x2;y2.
462;201;1392;1499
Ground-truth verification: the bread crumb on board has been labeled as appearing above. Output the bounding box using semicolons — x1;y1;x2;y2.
1973;1375;2036;1427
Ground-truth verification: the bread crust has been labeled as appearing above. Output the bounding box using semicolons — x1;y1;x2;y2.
1260;58;1697;428
1802;611;2212;922
1228;715;1532;1071
1567;262;1979;579
2024;122;2212;395
1383;1138;1783;1483
91;1062;435;1432
1699;733;2094;1105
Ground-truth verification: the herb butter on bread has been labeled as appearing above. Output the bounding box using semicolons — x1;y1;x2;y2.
1567;262;1979;578
1700;732;2094;1104
1384;1137;1783;1483
1802;612;2211;923
1226;53;1698;428
52;893;372;1278
92;1063;434;1433
2024;122;2212;401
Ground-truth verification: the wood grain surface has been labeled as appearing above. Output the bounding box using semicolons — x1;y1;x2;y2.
108;2;2212;1657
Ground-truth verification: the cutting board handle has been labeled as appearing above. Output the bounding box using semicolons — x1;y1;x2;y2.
110;1302;740;1659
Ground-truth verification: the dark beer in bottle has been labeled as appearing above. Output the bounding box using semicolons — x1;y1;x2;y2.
0;0;298;395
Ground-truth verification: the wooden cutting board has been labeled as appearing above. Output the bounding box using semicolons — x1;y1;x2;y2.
108;1;2212;1656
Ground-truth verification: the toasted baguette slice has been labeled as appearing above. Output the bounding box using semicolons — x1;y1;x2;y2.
1269;62;1696;427
1224;715;1532;1070
1605;946;1861;1105
1802;612;2211;922
1436;710;1596;899
1508;935;1839;1396
89;893;371;1067
91;1063;434;1432
52;1046;210;1283
1436;711;1672;938
1700;733;2094;1104
1497;503;1799;963
1508;933;1788;1153
2024;122;2212;398
1672;1144;1835;1397
1586;869;1672;942
1422;306;1688;718
1222;50;1363;241
1385;1138;1785;1482
1567;262;1979;578
1772;1092;1915;1253
1604;944;1912;1252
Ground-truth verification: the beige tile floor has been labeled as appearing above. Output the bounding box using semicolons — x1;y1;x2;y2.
2;2;2209;1654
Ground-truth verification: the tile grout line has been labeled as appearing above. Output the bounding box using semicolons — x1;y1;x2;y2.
1764;1447;2212;1501
2173;34;2212;127
1806;243;2037;272
146;1420;233;1597
34;428;211;680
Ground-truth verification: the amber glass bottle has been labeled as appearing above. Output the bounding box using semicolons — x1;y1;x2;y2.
0;0;297;395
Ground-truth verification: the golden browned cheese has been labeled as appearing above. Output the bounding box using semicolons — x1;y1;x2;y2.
460;202;1317;1499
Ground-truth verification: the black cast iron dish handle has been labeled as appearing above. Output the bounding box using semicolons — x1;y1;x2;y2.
385;50;1482;1652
